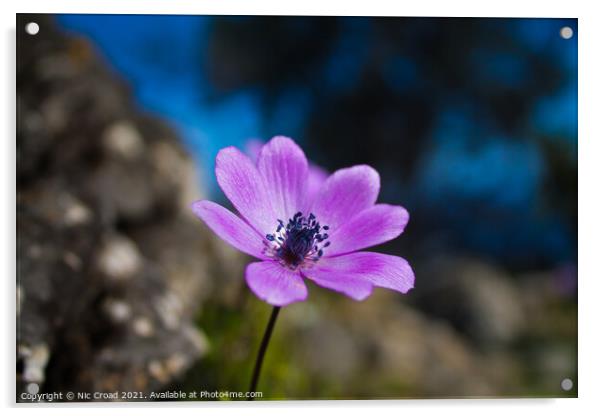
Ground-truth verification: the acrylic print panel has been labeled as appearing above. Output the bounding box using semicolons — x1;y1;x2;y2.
16;13;577;402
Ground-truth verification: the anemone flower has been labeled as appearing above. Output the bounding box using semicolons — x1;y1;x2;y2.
191;136;414;396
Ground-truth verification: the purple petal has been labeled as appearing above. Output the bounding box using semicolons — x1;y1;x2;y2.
308;252;414;295
215;146;276;235
257;136;308;219
311;165;380;230
191;200;268;259
302;266;373;301
246;261;308;306
325;204;409;257
245;138;329;210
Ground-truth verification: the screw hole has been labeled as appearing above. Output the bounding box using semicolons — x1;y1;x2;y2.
560;26;573;40
561;378;573;391
25;22;39;36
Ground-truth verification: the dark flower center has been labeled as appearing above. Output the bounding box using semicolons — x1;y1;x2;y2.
265;212;330;269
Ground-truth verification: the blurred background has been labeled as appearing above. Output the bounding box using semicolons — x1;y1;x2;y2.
17;14;577;400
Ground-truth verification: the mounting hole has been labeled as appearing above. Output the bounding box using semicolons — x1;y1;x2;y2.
560;26;573;40
25;22;39;36
561;378;574;391
26;382;39;394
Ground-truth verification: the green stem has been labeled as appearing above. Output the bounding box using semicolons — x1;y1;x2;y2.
248;306;281;400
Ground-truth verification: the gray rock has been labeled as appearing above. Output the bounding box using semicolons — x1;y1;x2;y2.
415;255;526;348
16;15;220;401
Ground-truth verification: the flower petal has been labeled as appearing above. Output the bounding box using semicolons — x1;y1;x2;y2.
215;146;276;235
245;261;308;306
325;204;409;257
308;252;414;294
257;136;308;220
191;200;268;259
311;165;380;230
302;266;373;301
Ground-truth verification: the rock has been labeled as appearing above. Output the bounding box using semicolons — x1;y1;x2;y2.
279;290;521;398
414;255;526;348
16;14;222;401
20;344;50;385
102;298;133;324
102;121;145;160
96;234;142;282
297;313;361;380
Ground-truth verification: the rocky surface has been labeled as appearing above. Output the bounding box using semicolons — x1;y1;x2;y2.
270;255;575;398
182;254;576;399
16;15;236;400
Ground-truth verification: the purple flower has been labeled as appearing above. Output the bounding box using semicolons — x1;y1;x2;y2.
192;136;414;306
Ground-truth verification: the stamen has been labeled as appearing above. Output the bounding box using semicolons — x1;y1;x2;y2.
263;212;330;269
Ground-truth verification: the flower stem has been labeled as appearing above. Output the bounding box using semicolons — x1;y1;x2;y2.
248;306;281;400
